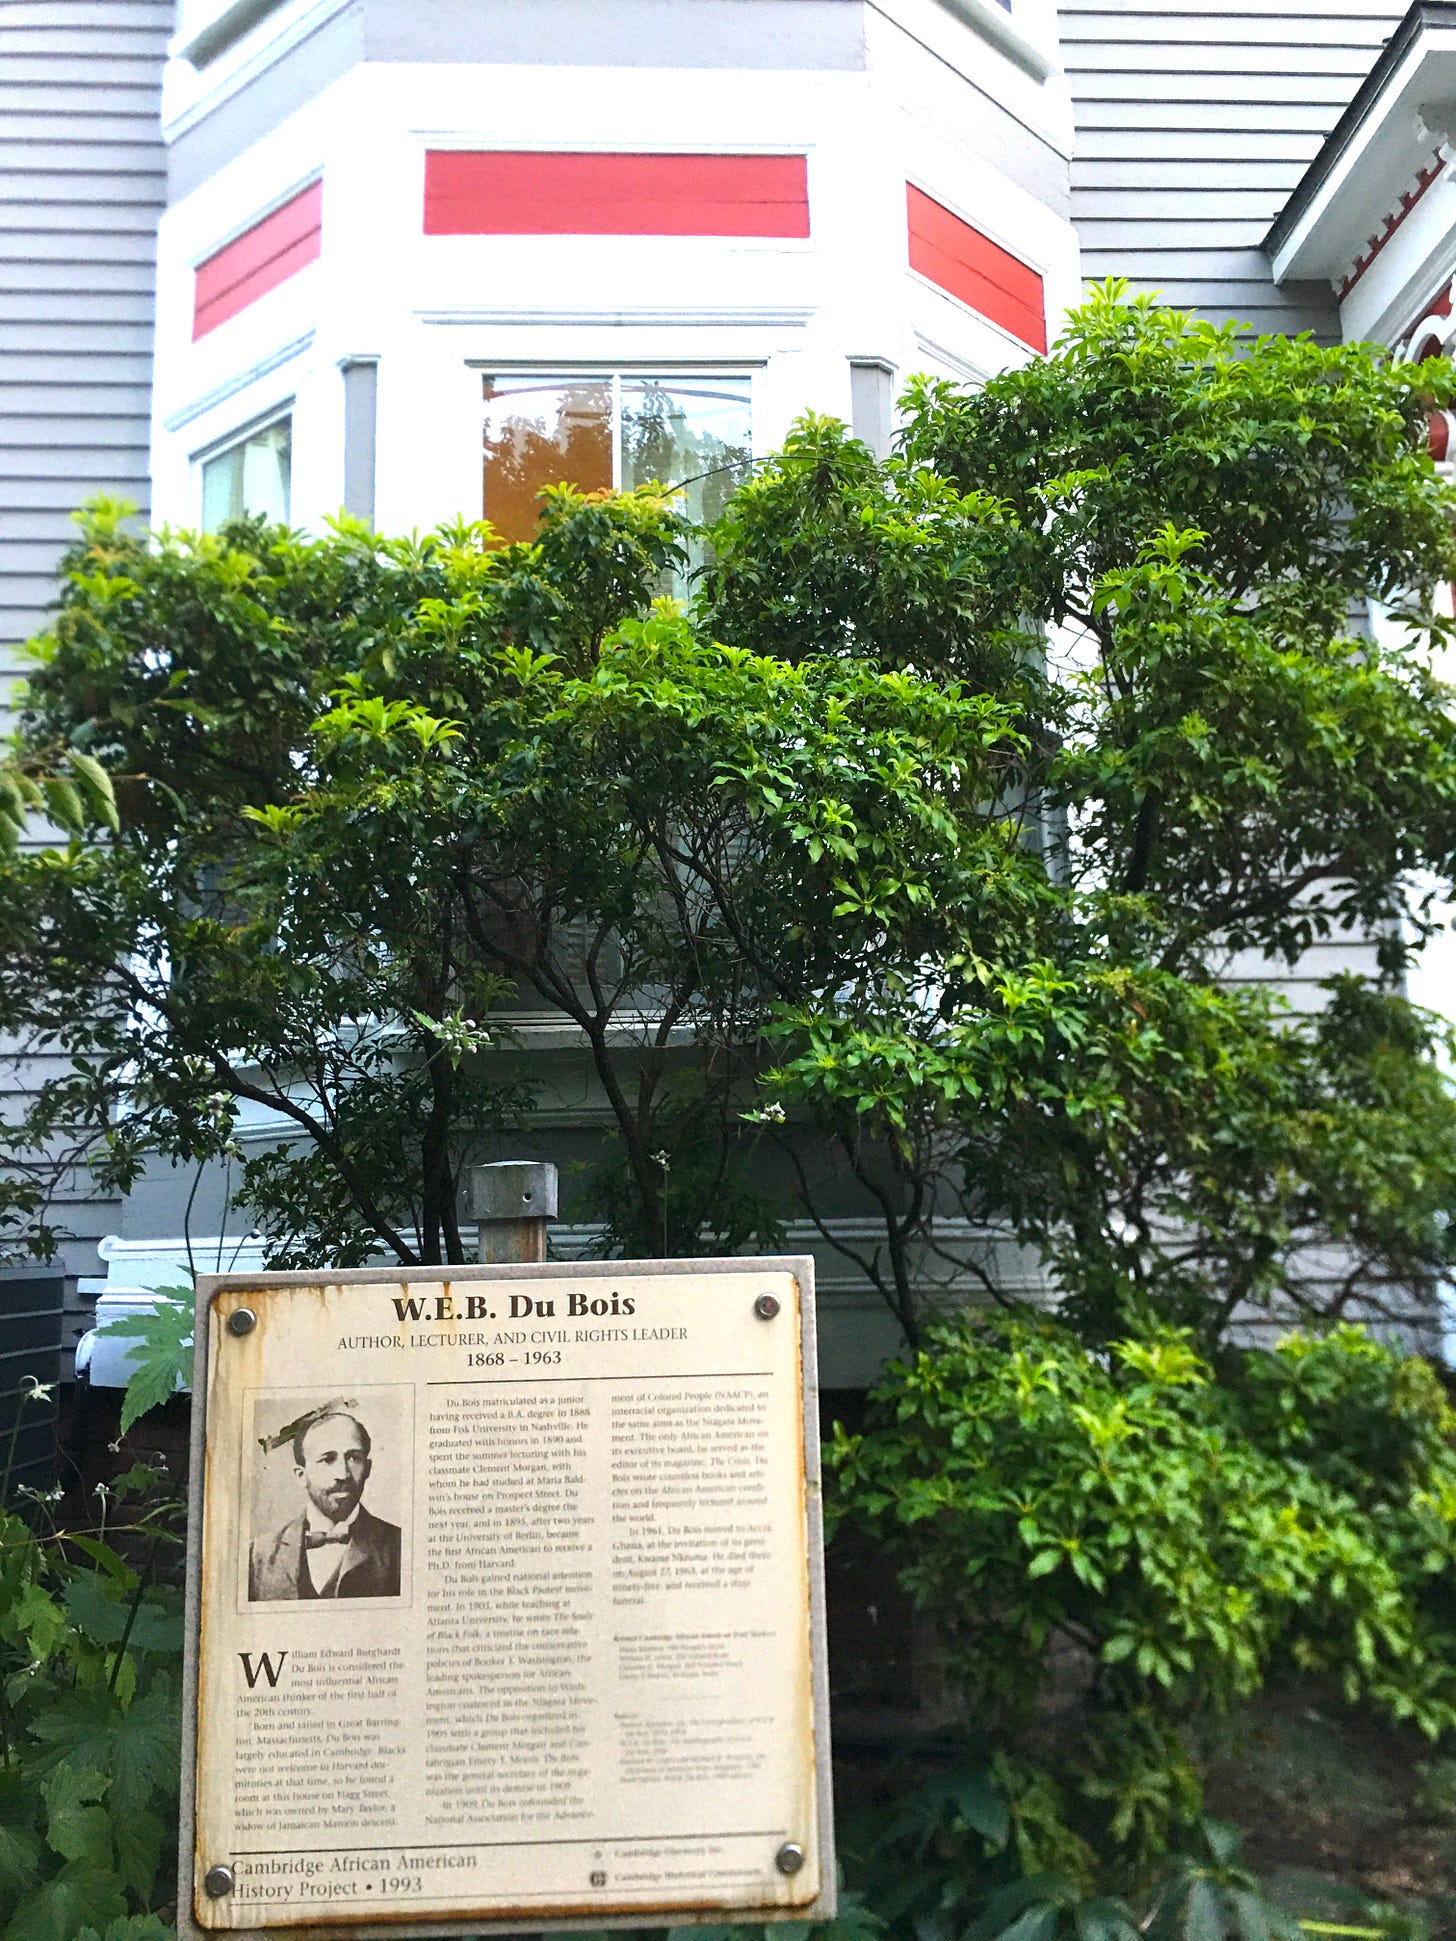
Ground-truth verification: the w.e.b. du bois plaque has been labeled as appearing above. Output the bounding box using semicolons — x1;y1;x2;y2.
179;1257;833;1938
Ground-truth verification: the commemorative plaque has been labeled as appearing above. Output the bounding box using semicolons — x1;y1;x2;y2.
178;1257;832;1938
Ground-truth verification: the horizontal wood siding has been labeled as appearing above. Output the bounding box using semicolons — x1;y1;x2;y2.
0;0;169;1273
423;150;811;238
1060;2;1407;334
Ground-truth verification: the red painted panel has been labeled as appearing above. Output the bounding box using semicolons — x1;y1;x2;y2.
423;150;809;238
193;180;323;340
906;184;1045;353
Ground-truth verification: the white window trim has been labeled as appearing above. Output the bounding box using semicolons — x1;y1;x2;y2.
192;402;295;529
473;362;758;497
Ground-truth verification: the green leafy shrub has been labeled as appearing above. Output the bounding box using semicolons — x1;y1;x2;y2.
0;1386;183;1940
829;1316;1456;1886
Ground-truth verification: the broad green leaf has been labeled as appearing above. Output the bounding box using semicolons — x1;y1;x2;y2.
4;1582;67;1663
63;1577;182;1654
27;1681;181;1801
107;1794;165;1902
1181;1879;1228;1941
97;1295;192;1432
0;1821;42;1914
950;1767;1011;1847
992;1907;1060;1941
5;1862;128;1941
1075;1899;1141;1941
1225;1889;1273;1941
41;1764;112;1869
1200;1818;1241;1869
75;1919;177;1941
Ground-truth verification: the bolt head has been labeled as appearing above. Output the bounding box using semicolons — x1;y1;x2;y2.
204;1864;235;1898
226;1307;255;1337
775;1842;805;1876
754;1292;781;1320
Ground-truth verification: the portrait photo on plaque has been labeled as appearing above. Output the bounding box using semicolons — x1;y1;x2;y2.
241;1385;412;1608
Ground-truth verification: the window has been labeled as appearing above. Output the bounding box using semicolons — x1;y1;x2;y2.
481;372;752;545
200;417;292;531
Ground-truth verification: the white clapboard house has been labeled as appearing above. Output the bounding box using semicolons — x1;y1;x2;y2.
1;0;1449;1390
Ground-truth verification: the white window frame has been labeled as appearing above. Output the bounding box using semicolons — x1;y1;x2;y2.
192;403;295;531
472;361;758;494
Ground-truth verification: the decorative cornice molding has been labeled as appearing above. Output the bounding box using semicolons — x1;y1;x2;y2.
420;306;813;330
1336;147;1447;298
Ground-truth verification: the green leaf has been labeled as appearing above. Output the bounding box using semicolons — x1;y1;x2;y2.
97;1295;192;1432
65;751;118;833
64;1537;135;1587
992;1907;1060;1941
41;1765;112;1870
74;1919;176;1941
5;1863;127;1941
106;1795;165;1902
0;1821;42;1916
969;1876;1075;1941
27;1681;181;1803
1201;1818;1241;1868
950;1767;1011;1847
4;1581;67;1662
1225;1889;1274;1941
63;1577;182;1655
1075;1900;1142;1941
1181;1879;1228;1941
39;775;84;834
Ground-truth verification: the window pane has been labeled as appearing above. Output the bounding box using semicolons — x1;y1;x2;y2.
620;376;752;527
200;419;291;531
482;377;613;542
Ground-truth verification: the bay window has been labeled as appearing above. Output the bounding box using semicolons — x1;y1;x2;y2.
480;371;752;545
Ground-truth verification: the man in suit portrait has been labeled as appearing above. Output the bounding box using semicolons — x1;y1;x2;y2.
249;1404;402;1600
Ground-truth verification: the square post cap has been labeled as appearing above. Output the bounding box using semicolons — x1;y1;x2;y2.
465;1161;558;1222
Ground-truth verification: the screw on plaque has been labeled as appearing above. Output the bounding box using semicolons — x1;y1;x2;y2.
775;1843;805;1875
227;1307;256;1337
754;1292;780;1320
204;1864;235;1897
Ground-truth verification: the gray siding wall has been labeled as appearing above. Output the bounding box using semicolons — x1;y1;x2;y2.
1060;1;1407;333
0;0;171;1273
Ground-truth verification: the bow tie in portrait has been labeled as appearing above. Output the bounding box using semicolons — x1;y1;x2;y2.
305;1528;352;1548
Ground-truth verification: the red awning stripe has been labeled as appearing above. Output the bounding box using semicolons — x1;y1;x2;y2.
423;150;810;238
906;183;1046;353
193;180;323;339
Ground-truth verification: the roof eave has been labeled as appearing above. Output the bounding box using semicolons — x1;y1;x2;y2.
1266;2;1456;283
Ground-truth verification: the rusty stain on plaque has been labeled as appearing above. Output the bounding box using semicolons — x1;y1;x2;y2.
182;1260;832;1939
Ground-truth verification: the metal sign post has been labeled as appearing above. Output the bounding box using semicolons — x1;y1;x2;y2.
177;1254;833;1939
468;1161;558;1265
